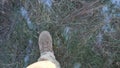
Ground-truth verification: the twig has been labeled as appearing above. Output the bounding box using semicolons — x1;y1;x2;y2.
61;0;102;23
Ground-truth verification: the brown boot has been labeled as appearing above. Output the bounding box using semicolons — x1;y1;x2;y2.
27;31;60;68
38;31;54;54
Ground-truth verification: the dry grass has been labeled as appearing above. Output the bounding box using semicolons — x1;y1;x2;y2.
0;0;120;68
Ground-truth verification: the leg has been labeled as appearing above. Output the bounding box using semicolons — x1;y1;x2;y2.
27;31;60;68
38;31;60;68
